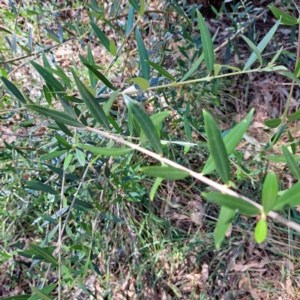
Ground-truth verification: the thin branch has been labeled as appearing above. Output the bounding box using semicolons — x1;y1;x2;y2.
82;126;300;234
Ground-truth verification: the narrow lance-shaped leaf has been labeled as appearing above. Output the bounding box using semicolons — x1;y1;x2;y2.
26;181;58;195
215;206;235;249
71;69;110;130
269;6;298;26
273;181;300;210
254;219;267;244
150;177;164;201
288;131;296;154
136;27;150;80
76;144;133;156
1;76;26;103
243;19;280;71
30;286;53;300
25;105;84;128
262;172;278;213
241;35;262;66
197;10;214;73
141;166;189;180
29;244;58;264
202;109;254;175
147;61;176;81
90;22;110;52
203;192;261;216
123;94;162;154
83;62;116;90
203;110;230;183
282;145;300;180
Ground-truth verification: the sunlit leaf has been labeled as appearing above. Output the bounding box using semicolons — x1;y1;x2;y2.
241;35;262;66
150;177;164;201
132;77;150;91
269;6;298;26
262;172;278;213
254;219;267;244
141;166;189;180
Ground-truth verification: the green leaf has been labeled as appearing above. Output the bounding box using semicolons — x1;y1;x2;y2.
140;111;170;145
90;22;110;52
280;71;300;87
54;133;72;149
141;166;189;180
184;115;192;141
150;177;164;201
64;153;73;170
128;0;139;11
266;155;300;163
30;286;53;300
132;77;150;91
215;206;235;249
254;219;267;244
26;181;58;195
202;109;253;175
40;149;68;161
282;145;300;180
82;62;116;90
197;11;214;72
30;61;64;94
288;107;300;122
294;58;300;77
1;296;30;300
28;284;57;300
203;192;260;216
203;110;230;183
243;19;280;71
136;27;150;80
1;76;26;103
262;172;278;213
77;144;133;156
269;6;298;26
147;61;176;81
125;5;134;36
123;94;162;154
29;244;57;264
288;131;296;154
180;53;204;82
110;39;117;56
241;35;262;66
75;148;86;166
25;105;84;128
104;90;119;116
71;69;109;129
273;181;300;210
264;118;281;128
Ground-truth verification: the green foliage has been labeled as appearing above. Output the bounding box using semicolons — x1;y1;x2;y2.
1;1;300;298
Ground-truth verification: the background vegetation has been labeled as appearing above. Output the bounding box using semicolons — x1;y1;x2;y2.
1;0;300;299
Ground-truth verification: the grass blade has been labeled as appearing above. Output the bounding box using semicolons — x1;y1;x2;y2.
141;166;189;180
262;172;278;213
